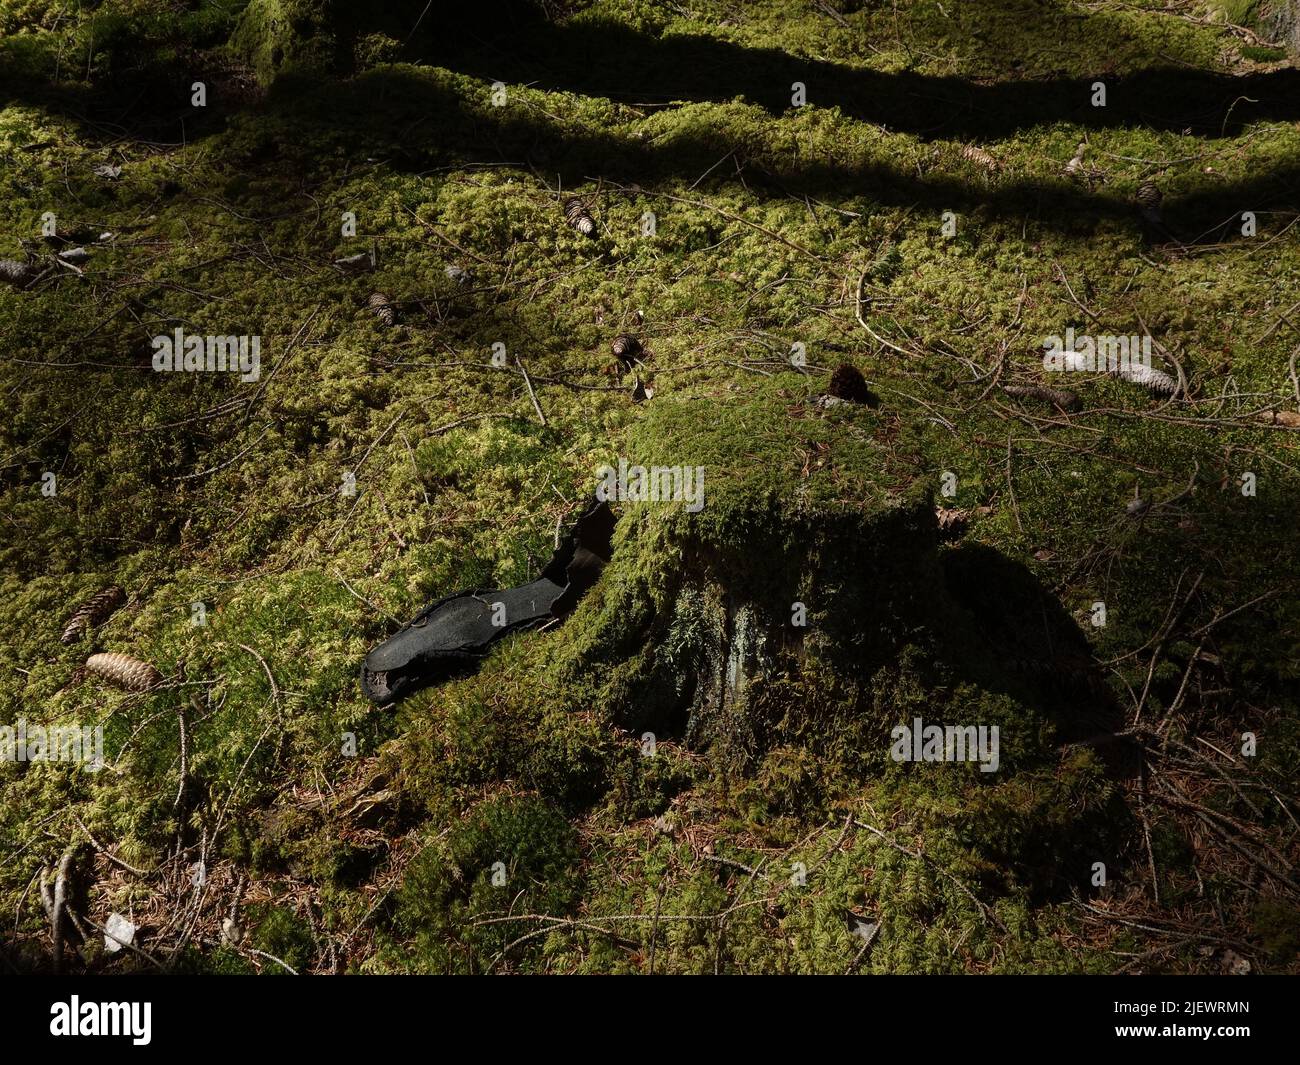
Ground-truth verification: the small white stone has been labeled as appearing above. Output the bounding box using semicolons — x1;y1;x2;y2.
104;912;135;954
221;917;244;947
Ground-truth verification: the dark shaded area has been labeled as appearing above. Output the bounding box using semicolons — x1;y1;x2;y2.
402;4;1300;139
268;65;1297;242
1;3;1295;240
942;543;1125;748
208;1;1300;140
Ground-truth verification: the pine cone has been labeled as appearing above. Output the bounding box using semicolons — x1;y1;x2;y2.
960;144;998;171
611;333;641;364
368;292;397;327
827;363;878;405
86;652;161;692
1116;363;1177;396
935;506;969;541
563;197;596;236
1062;352;1178;397
0;259;37;288
61;586;126;644
1258;410;1300;427
937;505;993;540
1003;384;1081;412
1135;180;1162;221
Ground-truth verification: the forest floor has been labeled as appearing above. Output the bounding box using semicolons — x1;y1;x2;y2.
1;0;1298;974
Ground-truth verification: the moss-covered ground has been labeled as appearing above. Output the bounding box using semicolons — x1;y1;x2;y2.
1;0;1297;974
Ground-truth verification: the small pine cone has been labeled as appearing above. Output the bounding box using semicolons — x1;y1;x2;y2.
1135;180;1162;221
368;292;396;327
960;144;998;171
1116;363;1177;396
935;507;970;541
86;652;161;692
937;505;991;540
61;586;126;644
0;259;36;288
563;197;595;236
827;363;878;405
1003;384;1081;412
611;333;641;364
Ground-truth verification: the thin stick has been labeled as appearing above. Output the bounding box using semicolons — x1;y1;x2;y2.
400;430;430;506
856;268;918;357
332;570;403;626
845;920;880;975
245;947;299;974
1005;433;1023;533
174;429;269;481
1139;792;1160;906
430;412;513;435
516;356;547;427
72;816;152;877
353;414;404;477
236;643;280;708
173;695;192;811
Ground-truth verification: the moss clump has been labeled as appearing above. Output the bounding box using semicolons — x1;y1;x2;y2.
379;794;580;973
231;0;341;83
1;0;1297;975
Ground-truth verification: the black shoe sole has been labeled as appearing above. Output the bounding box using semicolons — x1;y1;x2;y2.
360;500;615;705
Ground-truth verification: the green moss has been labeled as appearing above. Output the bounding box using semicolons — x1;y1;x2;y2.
379;794;580;973
1;0;1297;975
1210;1;1260;25
231;0;338;83
1252;898;1300;964
247;903;316;973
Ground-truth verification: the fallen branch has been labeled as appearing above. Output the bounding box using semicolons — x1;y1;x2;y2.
39;848;77;974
